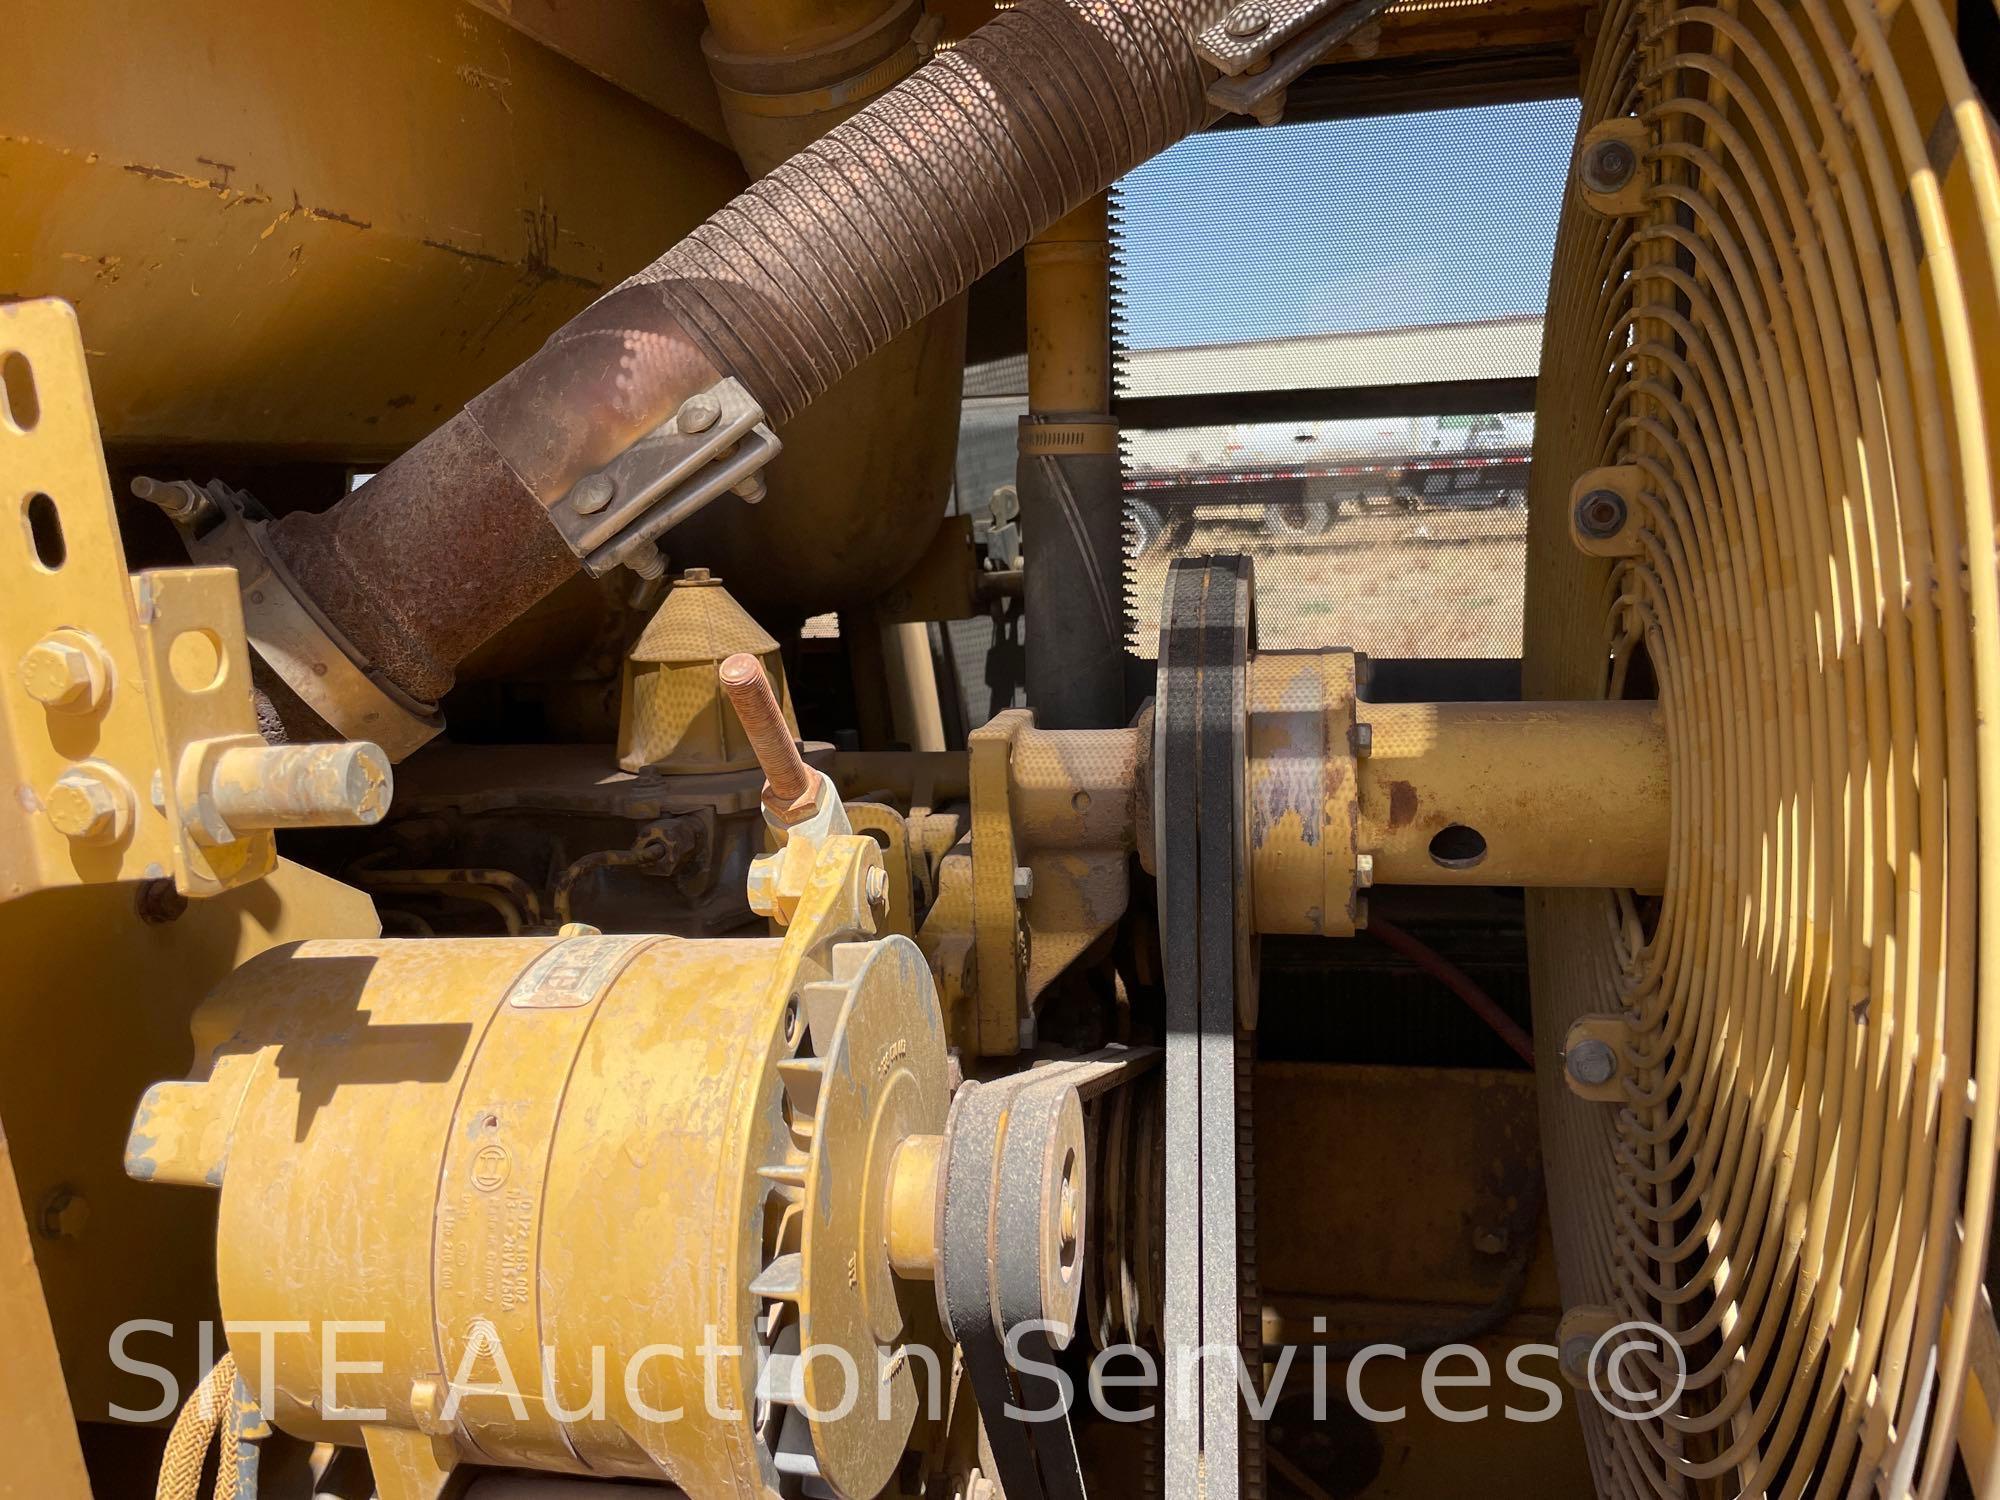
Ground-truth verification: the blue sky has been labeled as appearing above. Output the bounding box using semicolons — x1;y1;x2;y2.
1114;98;1582;349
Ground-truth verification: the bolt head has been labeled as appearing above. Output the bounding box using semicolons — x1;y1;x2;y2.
1355;851;1375;889
40;1191;89;1241
746;853;781;917
1225;2;1272;36
1560;1334;1594;1382
1566;1038;1618;1087
866;865;890;911
677;391;723;434
1352;721;1373;756
570;473;616;515
1013;865;1035;900
20;637;100;712
46;768;129;844
1575;488;1628;539
1583;138;1638;193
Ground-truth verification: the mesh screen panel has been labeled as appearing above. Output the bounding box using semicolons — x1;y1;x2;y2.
1114;98;1579;658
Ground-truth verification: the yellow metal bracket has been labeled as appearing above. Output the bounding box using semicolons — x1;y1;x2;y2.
918;710;1140;1058
0;299;280;901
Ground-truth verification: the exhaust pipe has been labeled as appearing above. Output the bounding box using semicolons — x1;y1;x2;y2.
254;0;1236;745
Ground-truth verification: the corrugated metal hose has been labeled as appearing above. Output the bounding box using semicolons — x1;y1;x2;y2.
155;1354;240;1500
263;0;1230;709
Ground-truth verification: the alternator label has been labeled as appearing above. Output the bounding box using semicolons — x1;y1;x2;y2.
502;935;653;1009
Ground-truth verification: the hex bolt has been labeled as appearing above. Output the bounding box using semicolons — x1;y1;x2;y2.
866;866;890;912
20;633;106;713
1560;1334;1595;1383
130;475;217;528
1225;1;1272;36
46;767;131;845
677;391;723;434
733;473;768;504
205;742;392;834
719;653;812;805
570;473;617;515
1566;1038;1618;1087
626;543;668;581
1582;138;1639;194
134;877;189;925
1013;865;1035;900
39;1190;89;1241
1575;488;1629;540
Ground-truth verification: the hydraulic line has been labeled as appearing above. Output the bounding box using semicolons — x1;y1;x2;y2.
1523;0;2000;1493
1367;915;1534;1067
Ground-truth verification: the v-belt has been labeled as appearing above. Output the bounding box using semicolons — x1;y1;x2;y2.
1157;555;1263;1500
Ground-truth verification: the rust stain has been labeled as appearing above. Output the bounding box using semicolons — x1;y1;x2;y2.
1385;778;1419;831
302;203;371;230
258;191;371;243
59;252;123;286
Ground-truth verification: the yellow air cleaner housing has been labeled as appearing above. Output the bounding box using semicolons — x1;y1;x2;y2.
617;568;797;775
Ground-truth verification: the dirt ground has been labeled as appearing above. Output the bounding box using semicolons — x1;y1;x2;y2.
1125;504;1526;659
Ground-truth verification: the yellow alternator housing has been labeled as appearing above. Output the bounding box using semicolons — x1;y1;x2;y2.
125;924;948;1500
1525;0;2000;1494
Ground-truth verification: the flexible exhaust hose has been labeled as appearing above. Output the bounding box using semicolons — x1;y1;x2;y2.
264;0;1225;711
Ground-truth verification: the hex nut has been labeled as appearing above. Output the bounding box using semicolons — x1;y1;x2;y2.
1013;865;1035;900
1565;1038;1618;1087
1352;722;1373;756
1355;852;1376;889
866;866;890;911
46;767;131;845
20;634;105;713
1575;488;1629;540
1582;137;1638;194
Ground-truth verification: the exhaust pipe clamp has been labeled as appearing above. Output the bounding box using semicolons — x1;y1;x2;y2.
550;377;781;579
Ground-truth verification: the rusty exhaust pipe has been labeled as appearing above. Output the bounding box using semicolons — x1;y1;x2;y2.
259;0;1237;742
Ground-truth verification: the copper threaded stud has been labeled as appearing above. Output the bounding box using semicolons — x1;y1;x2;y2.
719;653;811;803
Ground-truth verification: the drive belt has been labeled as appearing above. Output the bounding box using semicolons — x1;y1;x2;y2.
936;1047;1160;1500
1157;554;1262;1500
